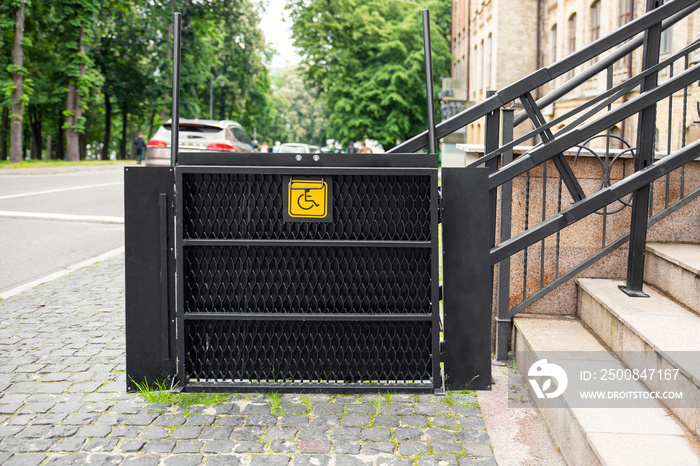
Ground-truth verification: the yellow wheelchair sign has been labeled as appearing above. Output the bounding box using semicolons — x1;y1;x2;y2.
286;178;332;221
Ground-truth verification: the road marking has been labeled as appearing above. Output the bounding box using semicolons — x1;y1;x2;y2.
0;210;124;224
0;246;125;300
0;181;123;201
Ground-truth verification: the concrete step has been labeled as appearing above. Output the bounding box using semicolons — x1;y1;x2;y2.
645;242;700;314
513;315;700;466
578;277;700;438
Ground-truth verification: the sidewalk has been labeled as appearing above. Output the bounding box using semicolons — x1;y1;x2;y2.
0;254;497;465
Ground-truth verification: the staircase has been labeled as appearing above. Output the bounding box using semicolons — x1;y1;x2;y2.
514;242;700;465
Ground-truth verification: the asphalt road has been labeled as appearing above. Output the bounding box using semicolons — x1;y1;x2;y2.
0;166;129;296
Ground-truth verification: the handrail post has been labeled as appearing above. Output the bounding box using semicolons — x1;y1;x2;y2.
495;107;514;361
171;12;181;168
484;90;500;358
620;0;662;297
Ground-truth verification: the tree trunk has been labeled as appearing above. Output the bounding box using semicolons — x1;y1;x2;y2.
29;105;42;159
120;101;128;159
0;107;8;160
46;135;52;160
79;114;88;160
64;27;86;161
56;105;64;159
102;92;112;160
10;0;26;163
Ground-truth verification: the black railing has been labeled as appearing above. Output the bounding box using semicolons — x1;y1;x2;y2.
389;0;700;360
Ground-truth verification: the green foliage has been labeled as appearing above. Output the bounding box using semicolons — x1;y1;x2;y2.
289;0;451;148
132;378;176;404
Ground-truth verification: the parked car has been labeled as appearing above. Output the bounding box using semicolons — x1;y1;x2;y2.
145;119;253;166
278;143;310;154
308;145;321;153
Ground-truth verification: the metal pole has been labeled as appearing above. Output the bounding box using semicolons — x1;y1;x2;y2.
620;0;661;297
209;77;213;120
422;9;437;155
171;12;182;168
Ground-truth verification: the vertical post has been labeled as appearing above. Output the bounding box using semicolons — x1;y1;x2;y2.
171;12;182;168
495;108;514;361
620;0;661;297
422;9;437;155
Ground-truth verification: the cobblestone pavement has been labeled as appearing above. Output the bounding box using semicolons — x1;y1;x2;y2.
0;255;496;465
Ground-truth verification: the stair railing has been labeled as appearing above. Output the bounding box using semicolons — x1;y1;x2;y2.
388;0;700;360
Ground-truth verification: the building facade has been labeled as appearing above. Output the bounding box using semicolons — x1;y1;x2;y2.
450;0;700;150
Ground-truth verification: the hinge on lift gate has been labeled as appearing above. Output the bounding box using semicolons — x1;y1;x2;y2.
437;185;444;223
439;340;445;359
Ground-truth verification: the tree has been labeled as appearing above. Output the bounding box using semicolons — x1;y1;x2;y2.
289;0;451;148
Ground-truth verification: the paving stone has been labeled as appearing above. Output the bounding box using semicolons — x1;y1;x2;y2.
333;441;361;454
119;439;145;452
0;426;23;437
172;440;203;454
312;403;342;415
122;455;160;465
19;402;55;414
432;441;464;454
8;414;35;426
19;438;56;452
459;417;486;429
213;415;245;426
0;404;23;415
462;442;493;457
110;426;141;438
5;453;46;466
230;427;264;441
281;403;307;415
46;426;79;439
51;403;86;414
214;404;240;415
246;414;277;427
204;456;242;466
394;427;423;440
380;403;413;415
0;438;24;453
308;415;338;429
201;439;235;454
373;415;400;427
293;454;331;466
414;403;446;416
82;438;119;453
345;403;375;414
199;426;233;440
140;426;170;440
45;453;90;465
249;455;290;466
170;426;203;440
77;425;112;438
457;429;490;443
398;440;430;456
432;415;460;429
300;439;331;454
418;456;459;466
242;403;271;415
94;414;125;426
361;427;391;441
332;427;361;441
265;427;297;440
458;458;497;466
235;441;266;453
154;414;187;426
425;428;457;441
377;458;413;466
361;441;395;455
334;455;372;466
82;454;124;465
17;426;51;438
184;414;216;426
32;412;68;425
451;405;480;417
270;439;297;453
63;413;100;425
280;415;309;427
144;440;176;453
340;413;370;427
298;427;328;440
162;455;204;466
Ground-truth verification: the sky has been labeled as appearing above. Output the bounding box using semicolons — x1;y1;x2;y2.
259;0;300;70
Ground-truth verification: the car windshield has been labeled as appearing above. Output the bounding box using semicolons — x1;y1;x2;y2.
279;144;309;153
163;124;222;134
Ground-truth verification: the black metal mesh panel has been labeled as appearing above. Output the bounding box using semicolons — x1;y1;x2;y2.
184;246;432;314
184;319;432;383
182;173;431;241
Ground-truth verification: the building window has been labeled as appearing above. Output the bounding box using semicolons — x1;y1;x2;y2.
550;24;557;64
568;14;576;77
590;1;601;43
486;33;492;88
479;39;484;92
619;0;634;68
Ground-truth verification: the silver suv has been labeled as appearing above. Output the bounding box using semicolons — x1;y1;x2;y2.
145;119;253;166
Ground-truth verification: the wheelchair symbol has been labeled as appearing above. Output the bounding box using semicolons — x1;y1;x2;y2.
296;189;320;210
